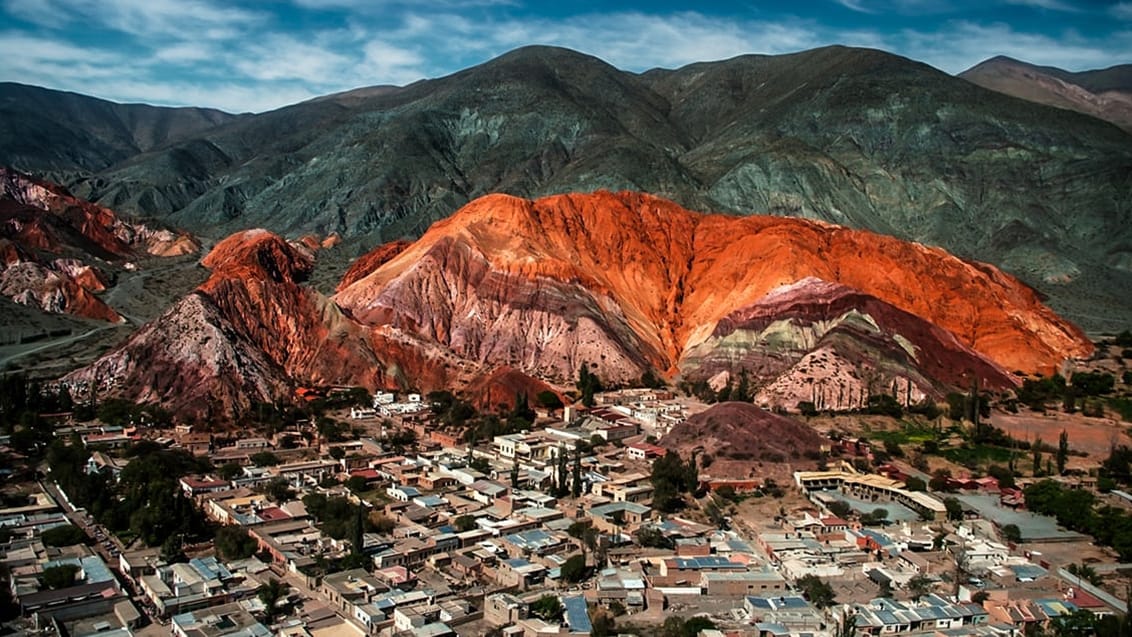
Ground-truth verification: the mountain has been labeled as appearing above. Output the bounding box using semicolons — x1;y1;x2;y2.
0;83;243;173
0;167;199;322
64;229;385;419
67;191;1091;420
4;46;1129;332
960;56;1132;133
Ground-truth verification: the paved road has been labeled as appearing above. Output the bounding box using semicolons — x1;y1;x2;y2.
0;324;117;369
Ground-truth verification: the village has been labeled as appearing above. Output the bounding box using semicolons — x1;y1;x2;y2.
2;384;1131;637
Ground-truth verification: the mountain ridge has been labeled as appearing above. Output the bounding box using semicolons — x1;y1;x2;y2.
960;56;1132;133
5;45;1132;332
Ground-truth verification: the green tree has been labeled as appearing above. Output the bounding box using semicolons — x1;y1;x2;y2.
1066;563;1102;587
215;526;258;560
796;574;836;608
827;500;853;519
351;501;365;555
634;526;675;549
943;497;964;521
40;524;86;547
560;554;588;583
160;533;187;563
258;578;289;623
251;451;280;467
1057;429;1069;475
40;564;80;590
454;515;477;532
530;595;564;622
218;462;244;480
535;390;564;410
571;446;583;498
904;477;927;492
576;363;603;407
907;574;932;601
263;477;293;502
1001;524;1023;544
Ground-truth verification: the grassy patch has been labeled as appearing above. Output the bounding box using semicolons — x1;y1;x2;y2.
863;420;942;446
941;444;1014;467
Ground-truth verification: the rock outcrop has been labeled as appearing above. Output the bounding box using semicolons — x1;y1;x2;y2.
661;402;826;478
0;167;199;321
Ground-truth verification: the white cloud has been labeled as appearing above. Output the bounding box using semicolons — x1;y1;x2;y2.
233;35;353;82
1112;2;1132;20
895;21;1131;73
291;0;517;9
1002;0;1080;11
832;0;875;13
362;40;426;85
5;0;263;40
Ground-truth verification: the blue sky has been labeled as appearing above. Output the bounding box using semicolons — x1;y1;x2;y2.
1;0;1128;113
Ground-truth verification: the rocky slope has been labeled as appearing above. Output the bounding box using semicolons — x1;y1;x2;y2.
960;56;1132;133
4;46;1129;331
66;191;1092;420
64;230;385;418
335;191;1089;385
0;167;199;321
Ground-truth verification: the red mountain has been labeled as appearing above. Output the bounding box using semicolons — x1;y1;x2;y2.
68;191;1092;419
0;167;198;321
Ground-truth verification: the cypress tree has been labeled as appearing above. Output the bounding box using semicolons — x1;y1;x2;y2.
571;446;582;498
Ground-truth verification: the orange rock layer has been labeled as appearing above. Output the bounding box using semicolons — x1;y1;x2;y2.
337;191;1091;378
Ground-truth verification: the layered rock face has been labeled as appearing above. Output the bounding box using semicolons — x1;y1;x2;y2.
72;191;1092;419
0;167;199;321
336;191;1089;386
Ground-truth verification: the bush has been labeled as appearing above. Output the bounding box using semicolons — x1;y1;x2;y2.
904;476;927;492
530;595;564;622
250;451;280;467
1001;524;1022;543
